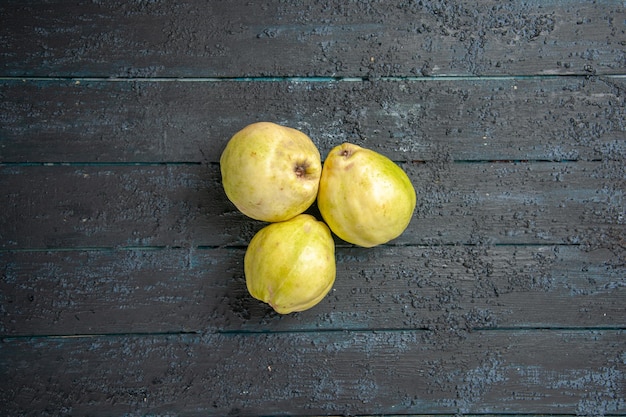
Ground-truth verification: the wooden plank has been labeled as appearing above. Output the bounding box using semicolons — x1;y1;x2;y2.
1;245;623;336
1;161;623;249
1;1;624;77
1;77;624;163
1;330;624;415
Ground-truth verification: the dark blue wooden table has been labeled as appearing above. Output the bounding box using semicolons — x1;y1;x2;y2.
1;1;624;416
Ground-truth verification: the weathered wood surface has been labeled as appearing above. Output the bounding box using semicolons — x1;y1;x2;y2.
1;330;624;416
1;245;624;336
1;76;624;163
1;0;624;77
2;161;623;248
0;1;625;416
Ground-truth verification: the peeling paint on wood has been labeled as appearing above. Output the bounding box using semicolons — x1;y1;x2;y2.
0;1;624;416
1;1;625;77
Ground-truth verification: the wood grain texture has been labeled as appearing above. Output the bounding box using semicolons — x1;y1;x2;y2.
2;161;623;249
1;0;624;77
1;330;624;416
1;245;624;336
1;76;624;163
1;1;625;416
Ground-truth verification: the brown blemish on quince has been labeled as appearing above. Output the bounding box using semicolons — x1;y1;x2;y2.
294;161;310;178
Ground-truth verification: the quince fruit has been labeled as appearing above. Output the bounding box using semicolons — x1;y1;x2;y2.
244;214;336;314
220;122;321;222
317;143;416;247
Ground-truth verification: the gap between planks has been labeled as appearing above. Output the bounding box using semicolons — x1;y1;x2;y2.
1;74;625;83
0;241;583;254
3;326;625;342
